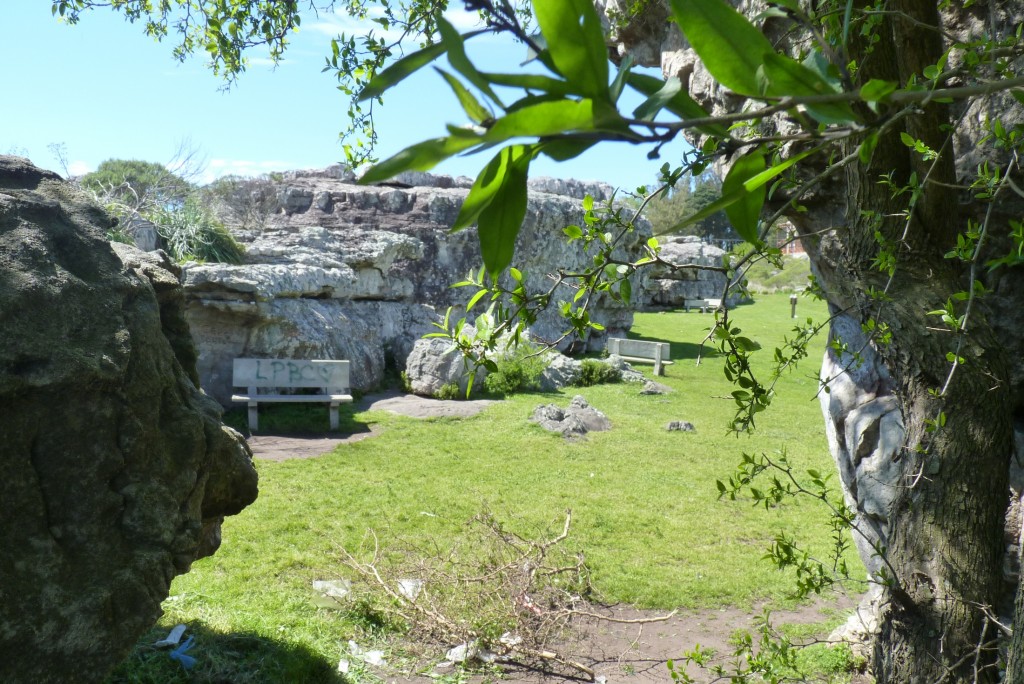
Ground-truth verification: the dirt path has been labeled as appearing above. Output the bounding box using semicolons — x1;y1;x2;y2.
377;596;862;683
246;390;499;461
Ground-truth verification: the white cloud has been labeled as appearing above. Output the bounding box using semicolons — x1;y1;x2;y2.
246;57;290;68
68;160;93;177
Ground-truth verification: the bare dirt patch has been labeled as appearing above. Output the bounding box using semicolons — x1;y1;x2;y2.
379;595;861;683
247;391;499;461
359;389;499;420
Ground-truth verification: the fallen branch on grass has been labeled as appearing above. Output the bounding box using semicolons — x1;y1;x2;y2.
338;509;676;682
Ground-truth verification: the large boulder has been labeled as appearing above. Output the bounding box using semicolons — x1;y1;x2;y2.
0;157;258;684
185;170;653;405
639;235;732;308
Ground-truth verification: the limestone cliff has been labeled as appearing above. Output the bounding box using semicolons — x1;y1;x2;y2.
185;168;666;405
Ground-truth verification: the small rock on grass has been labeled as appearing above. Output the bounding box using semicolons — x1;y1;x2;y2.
666;421;695;432
640;380;673;395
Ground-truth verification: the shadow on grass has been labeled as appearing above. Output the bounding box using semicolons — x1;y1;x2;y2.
105;622;342;684
223;402;371;439
623;334;721;363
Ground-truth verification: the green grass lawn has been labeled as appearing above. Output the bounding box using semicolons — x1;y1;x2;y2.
107;293;862;683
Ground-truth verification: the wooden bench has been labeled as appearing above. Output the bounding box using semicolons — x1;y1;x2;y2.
683;298;723;313
231;358;353;432
606;338;674;376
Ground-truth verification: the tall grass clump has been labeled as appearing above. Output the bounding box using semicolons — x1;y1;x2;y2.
152;195;245;263
573;358;621;387
483;345;546;396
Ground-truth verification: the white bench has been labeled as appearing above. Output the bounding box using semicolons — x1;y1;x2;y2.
606;338;674;376
231;358;353;432
683;298;723;313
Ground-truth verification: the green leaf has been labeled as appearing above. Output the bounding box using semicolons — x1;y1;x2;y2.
459;145;533;277
859;131;879;165
360;135;482;184
466;288;488;311
670;0;775;97
477;71;580;97
610;54;635;103
736;143;825;195
734;336;762;352
435;68;491;124
533;0;609;99
619;278;632;303
564;225;584;240
721;150;767;243
860;78;898;103
483;99;613;143
436;16;504;109
633;76;684;121
359;41;449;101
540;138;596;162
626;72;729;137
757;53;856;123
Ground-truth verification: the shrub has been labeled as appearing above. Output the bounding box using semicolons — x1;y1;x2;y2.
574;359;621;387
151;195;245;263
435;382;461;400
200;174;279;230
483;347;546;396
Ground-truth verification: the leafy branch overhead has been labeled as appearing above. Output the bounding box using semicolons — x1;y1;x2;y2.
357;0;1022;278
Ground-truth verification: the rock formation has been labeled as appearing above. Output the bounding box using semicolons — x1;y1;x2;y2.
531;395;612;438
183;167;736;406
0;157;258;683
642;235;730;307
184;168;653;405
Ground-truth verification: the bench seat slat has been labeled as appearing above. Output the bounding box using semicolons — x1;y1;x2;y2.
617;356;675;366
231;394;353;403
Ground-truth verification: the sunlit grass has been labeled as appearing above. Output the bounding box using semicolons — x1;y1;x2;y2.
106;294;861;683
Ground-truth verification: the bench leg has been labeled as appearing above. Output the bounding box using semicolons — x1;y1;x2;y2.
329;403;339;431
248;403;259;432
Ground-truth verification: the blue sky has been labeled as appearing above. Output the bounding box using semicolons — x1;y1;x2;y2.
2;2;683;189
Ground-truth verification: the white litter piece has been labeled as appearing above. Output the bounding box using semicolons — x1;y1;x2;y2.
337;659;350;674
595;676;608;683
444;641;496;663
153;624;187;648
445;642;473;663
312;579;352;608
396;578;424;601
346;641;386;668
498;632;522;648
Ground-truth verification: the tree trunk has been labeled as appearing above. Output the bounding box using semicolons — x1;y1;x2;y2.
800;1;1016;680
1008;571;1024;682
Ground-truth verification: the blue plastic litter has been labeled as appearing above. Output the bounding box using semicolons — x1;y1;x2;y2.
169;636;197;670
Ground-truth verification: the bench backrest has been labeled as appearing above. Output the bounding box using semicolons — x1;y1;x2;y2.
606;338;670;360
233;359;350;391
